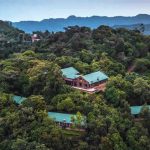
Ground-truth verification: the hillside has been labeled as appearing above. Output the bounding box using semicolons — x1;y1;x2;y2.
0;21;13;32
12;14;150;33
114;24;150;35
0;20;31;58
0;25;150;149
0;20;24;42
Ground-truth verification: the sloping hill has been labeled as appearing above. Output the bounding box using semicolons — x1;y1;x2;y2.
0;21;13;32
0;20;23;42
0;21;28;59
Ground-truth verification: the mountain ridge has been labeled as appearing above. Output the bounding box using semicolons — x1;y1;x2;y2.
12;14;150;33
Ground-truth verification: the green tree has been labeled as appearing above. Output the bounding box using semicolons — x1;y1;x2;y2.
23;95;47;111
133;78;150;104
57;97;75;112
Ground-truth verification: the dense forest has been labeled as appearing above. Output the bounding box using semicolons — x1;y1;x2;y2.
0;21;150;150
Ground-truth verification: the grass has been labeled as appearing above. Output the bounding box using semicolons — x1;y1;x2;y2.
62;129;85;138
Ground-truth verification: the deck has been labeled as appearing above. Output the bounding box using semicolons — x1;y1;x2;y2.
72;83;106;94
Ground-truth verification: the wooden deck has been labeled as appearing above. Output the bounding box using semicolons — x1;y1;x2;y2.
72;83;107;94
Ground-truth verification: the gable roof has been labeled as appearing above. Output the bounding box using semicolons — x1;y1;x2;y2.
61;67;80;79
130;105;150;115
82;71;108;84
12;96;27;104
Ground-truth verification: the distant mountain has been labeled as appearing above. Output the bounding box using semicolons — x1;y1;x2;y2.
12;14;150;33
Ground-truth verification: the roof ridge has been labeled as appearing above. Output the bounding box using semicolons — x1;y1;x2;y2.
83;70;102;77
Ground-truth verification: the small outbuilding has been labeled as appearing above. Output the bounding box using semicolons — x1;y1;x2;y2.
31;34;41;43
48;112;86;128
130;105;150;117
12;95;27;105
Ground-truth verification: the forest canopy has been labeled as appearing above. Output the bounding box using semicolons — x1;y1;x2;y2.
0;22;150;150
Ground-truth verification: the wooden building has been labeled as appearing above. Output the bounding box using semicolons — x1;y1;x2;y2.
31;34;41;43
48;112;86;129
61;67;108;93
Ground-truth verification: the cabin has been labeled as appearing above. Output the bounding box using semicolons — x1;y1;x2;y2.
130;105;150;117
48;112;86;129
12;95;27;105
31;34;41;43
61;67;108;93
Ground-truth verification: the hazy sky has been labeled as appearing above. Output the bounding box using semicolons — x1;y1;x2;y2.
0;0;150;21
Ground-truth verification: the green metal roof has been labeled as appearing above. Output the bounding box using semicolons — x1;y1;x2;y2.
61;67;109;83
12;96;27;105
48;112;75;124
130;105;150;115
48;112;86;125
83;71;108;84
61;67;79;79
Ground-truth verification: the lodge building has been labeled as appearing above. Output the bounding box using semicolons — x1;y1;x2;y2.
61;67;109;93
48;112;86;129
